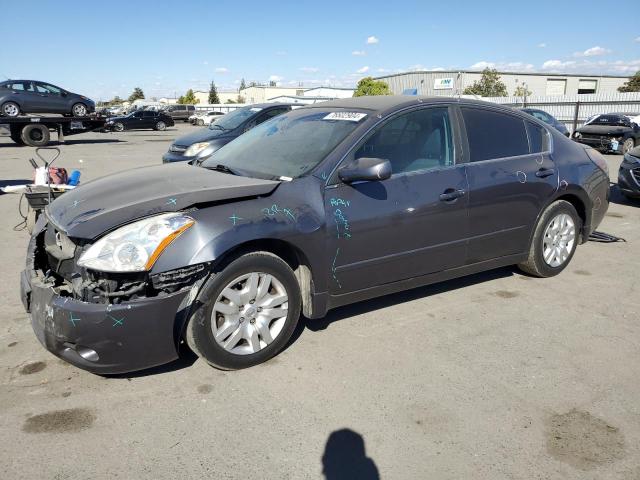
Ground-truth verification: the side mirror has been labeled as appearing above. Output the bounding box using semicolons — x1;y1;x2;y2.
338;157;392;183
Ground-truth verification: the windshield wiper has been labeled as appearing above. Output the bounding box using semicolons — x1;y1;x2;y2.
203;163;241;176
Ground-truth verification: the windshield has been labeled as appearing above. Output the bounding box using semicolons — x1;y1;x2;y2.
585;114;631;127
201;109;366;178
209;106;262;131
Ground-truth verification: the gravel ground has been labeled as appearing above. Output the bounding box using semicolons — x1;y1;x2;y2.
0;124;639;479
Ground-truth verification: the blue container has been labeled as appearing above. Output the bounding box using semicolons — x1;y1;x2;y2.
68;170;81;186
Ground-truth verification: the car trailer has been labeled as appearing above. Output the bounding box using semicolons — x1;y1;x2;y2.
0;116;108;147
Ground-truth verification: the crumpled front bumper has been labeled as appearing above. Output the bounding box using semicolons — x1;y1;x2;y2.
21;269;192;374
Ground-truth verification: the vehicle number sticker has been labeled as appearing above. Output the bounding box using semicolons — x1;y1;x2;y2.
323;112;367;122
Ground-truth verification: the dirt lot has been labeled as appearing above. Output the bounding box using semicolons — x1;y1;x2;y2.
0;124;639;479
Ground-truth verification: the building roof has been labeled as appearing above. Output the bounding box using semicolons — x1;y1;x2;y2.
373;69;631;80
303;86;355;91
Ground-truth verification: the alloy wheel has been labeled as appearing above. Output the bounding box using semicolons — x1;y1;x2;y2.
3;103;19;117
542;213;576;267
211;272;289;355
72;104;87;116
156;121;166;131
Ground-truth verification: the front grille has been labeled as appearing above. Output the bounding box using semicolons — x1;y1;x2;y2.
42;224;77;280
169;144;187;153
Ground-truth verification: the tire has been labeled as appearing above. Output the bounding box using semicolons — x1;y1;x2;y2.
622;138;635;155
185;252;301;370
20;124;50;147
113;122;125;132
2;101;20;117
518;200;582;278
197;119;204;126
155;121;166;131
71;103;88;117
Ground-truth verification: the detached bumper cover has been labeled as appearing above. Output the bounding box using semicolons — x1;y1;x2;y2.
22;271;191;374
575;137;621;152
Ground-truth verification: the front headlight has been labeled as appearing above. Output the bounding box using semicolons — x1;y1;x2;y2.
184;142;211;157
78;213;194;272
574;132;582;139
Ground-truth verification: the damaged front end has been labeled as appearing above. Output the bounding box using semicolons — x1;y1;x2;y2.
21;216;210;374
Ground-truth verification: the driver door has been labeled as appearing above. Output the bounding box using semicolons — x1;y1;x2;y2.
325;106;469;294
33;82;67;113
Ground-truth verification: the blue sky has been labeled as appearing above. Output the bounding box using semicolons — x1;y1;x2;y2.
1;0;638;101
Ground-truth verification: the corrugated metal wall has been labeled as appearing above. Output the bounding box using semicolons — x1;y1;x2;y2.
482;92;640;131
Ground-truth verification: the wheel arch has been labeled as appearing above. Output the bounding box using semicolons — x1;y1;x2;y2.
209;238;317;318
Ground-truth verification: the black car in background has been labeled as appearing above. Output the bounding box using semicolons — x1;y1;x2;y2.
520;108;569;137
618;145;640;199
162;103;295;163
23;96;610;374
573;113;640;154
0;80;95;117
106;110;174;131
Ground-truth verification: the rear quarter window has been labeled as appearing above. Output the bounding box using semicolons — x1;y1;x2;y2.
462;108;530;162
526;121;550;153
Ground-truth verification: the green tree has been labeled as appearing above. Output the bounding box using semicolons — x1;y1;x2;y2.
177;95;185;104
239;78;246;92
618;71;640;92
352;77;391;97
128;87;145;103
208;81;220;104
463;68;508;97
180;89;199;104
513;85;532;97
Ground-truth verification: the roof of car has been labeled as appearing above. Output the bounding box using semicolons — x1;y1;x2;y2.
304;95;510;114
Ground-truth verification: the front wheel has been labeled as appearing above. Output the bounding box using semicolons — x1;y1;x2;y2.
71;103;88;117
622;138;635;155
185;252;301;370
112;122;124;132
155;121;166;131
518;200;581;277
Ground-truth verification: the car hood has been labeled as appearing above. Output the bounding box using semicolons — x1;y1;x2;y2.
578;125;632;135
172;127;234;146
47;163;280;239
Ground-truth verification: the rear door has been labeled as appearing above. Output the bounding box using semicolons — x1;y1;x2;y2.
460;106;558;263
325;105;469;293
6;81;39;112
142;111;157;128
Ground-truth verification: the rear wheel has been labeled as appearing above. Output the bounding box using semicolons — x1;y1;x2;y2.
155;121;166;131
112;122;124;132
20;124;50;147
2;101;20;117
622;138;635;155
197;119;204;126
71;103;88;117
185;252;301;370
518;200;581;277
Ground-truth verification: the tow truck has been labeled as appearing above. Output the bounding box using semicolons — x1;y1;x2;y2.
0;114;109;147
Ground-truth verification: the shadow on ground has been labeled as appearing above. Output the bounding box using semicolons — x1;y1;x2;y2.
322;428;379;480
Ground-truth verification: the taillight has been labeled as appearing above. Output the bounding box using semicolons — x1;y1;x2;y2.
584;148;609;176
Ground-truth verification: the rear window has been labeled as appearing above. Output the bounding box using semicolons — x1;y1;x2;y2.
526;121;550;153
462;108;529;162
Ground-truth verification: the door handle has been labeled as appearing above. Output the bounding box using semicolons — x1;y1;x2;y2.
439;189;466;202
535;168;555;178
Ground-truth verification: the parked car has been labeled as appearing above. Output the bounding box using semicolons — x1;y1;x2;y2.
0;80;95;117
520;108;569;137
106;110;175;131
22;96;610;374
618;145;640;199
162;103;295;163
188;111;204;125
197;111;225;126
163;104;196;122
573;113;640;154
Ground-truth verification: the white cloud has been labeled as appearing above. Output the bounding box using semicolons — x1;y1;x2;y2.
537;43;546;48
636;37;640;43
541;58;640;74
269;75;283;82
352;50;366;56
376;68;389;73
275;51;287;56
366;36;379;44
300;67;319;73
203;61;209;65
469;61;533;71
215;67;229;74
574;46;611;57
356;66;370;74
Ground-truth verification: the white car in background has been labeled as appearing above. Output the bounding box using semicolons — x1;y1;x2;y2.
196;111;225;126
188;111;205;125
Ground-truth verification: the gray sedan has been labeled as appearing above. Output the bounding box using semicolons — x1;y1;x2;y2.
0;80;95;117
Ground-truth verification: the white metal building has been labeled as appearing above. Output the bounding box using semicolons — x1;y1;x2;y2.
374;70;631;97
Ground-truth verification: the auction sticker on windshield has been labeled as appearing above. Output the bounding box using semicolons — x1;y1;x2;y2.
323;112;367;122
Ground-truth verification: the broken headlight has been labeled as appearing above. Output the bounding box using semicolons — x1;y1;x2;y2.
78;213;194;272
